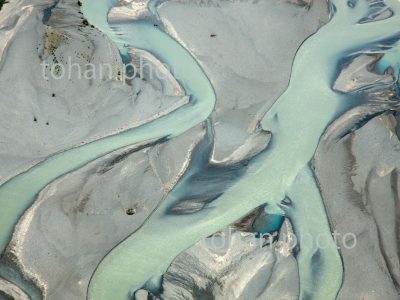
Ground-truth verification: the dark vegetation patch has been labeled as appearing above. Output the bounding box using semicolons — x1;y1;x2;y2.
126;208;136;216
0;0;9;11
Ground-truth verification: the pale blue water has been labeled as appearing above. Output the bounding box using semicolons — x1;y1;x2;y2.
0;0;215;295
0;0;399;299
83;1;400;299
148;0;162;20
376;41;400;85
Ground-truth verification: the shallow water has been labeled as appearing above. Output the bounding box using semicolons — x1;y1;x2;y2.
0;0;215;284
0;0;399;299
148;0;162;20
83;1;400;299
